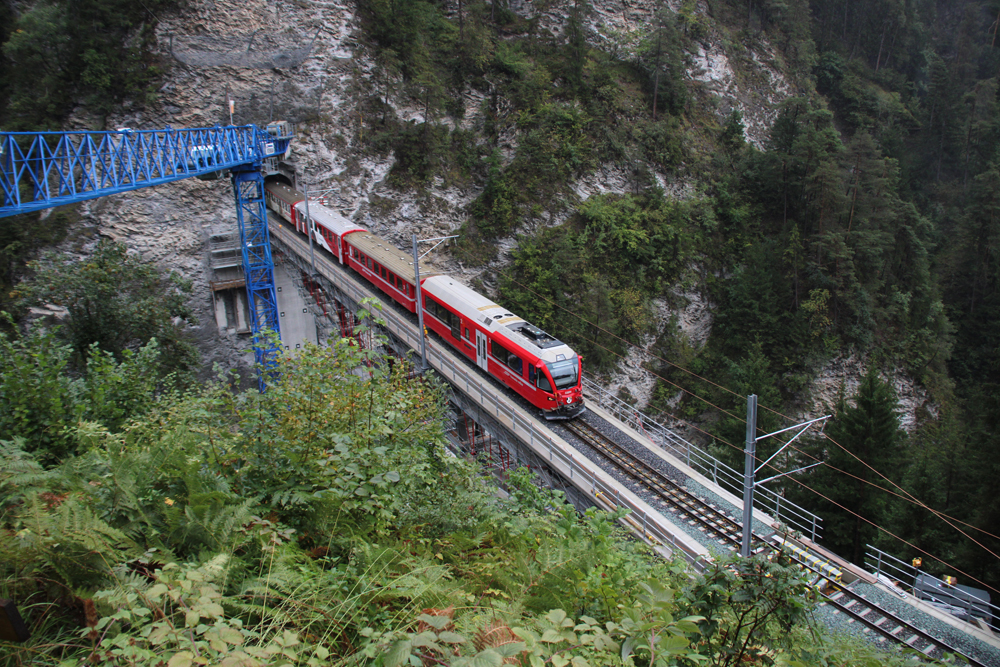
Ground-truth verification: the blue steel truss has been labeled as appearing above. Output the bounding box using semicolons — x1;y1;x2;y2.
0;125;289;216
0;124;292;387
232;167;281;388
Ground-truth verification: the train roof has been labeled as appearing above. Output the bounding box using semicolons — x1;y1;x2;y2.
422;276;575;362
294;199;365;237
264;181;303;206
346;233;439;282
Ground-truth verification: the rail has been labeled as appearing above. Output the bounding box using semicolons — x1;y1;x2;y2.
583;377;823;541
865;545;998;635
565;418;757;551
271;223;711;571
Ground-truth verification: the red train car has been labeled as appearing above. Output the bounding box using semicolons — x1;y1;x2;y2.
264;181;585;419
344;232;437;312
265;182;366;263
420;275;585;419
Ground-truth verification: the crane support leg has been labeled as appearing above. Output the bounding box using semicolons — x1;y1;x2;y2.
231;168;281;388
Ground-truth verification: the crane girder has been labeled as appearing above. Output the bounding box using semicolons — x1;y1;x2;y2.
0;125;289;216
0;123;293;389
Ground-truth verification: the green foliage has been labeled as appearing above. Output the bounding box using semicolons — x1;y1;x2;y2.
0;0;183;128
0;206;77;317
683;553;814;666
0;324;167;463
793;369;905;564
16;239;198;376
637;6;688;119
470;102;594;237
496;191;712;373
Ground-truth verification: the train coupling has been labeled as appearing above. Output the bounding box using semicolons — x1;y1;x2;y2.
543;399;587;420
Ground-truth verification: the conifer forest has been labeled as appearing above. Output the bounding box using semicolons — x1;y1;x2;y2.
3;0;1000;665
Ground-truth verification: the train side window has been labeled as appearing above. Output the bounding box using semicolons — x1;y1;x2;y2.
465;327;470;340
528;365;536;383
381;266;387;280
507;354;523;375
427;298;446;323
492;340;520;375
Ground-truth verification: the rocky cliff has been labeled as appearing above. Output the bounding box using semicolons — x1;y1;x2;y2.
63;0;929;423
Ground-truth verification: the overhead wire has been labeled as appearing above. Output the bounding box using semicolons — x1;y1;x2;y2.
781;472;1000;599
700;434;1000;593
729;370;1000;543
819;431;1000;560
752;396;1000;544
497;268;1000;543
499;272;752;403
559;321;743;449
511;279;1000;594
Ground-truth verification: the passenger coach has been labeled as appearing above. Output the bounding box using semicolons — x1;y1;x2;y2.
264;180;586;419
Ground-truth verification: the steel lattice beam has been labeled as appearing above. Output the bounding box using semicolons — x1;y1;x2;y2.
0;123;292;391
232;168;281;388
0;125;289;218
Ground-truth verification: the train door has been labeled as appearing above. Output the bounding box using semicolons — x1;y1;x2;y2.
475;330;489;371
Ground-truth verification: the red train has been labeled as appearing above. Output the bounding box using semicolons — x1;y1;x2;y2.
264;181;586;420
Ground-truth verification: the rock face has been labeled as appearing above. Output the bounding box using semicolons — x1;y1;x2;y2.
808;354;936;432
64;0;926;426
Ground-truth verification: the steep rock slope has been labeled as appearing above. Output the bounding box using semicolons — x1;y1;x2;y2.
74;0;921;422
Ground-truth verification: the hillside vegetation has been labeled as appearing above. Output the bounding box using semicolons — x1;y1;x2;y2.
2;0;1000;655
345;0;1000;596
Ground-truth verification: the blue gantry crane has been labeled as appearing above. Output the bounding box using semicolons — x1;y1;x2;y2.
0;123;293;385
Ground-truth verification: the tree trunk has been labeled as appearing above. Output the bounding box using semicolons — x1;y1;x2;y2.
875;22;887;72
652;12;663;121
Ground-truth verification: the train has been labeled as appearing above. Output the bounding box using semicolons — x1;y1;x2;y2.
263;181;586;420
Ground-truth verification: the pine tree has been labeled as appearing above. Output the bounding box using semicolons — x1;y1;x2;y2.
804;369;905;564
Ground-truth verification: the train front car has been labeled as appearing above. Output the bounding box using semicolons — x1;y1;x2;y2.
421;276;585;419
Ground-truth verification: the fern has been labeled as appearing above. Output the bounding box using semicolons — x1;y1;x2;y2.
4;496;139;593
164;493;257;556
0;438;59;499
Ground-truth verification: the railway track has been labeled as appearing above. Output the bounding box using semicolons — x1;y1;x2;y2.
818;582;986;665
566;416;988;666
562;416;758;550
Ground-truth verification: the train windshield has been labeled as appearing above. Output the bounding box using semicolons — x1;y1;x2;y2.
546;358;578;390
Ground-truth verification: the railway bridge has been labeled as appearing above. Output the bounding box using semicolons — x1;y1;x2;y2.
270;219;720;566
271;217;1000;667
